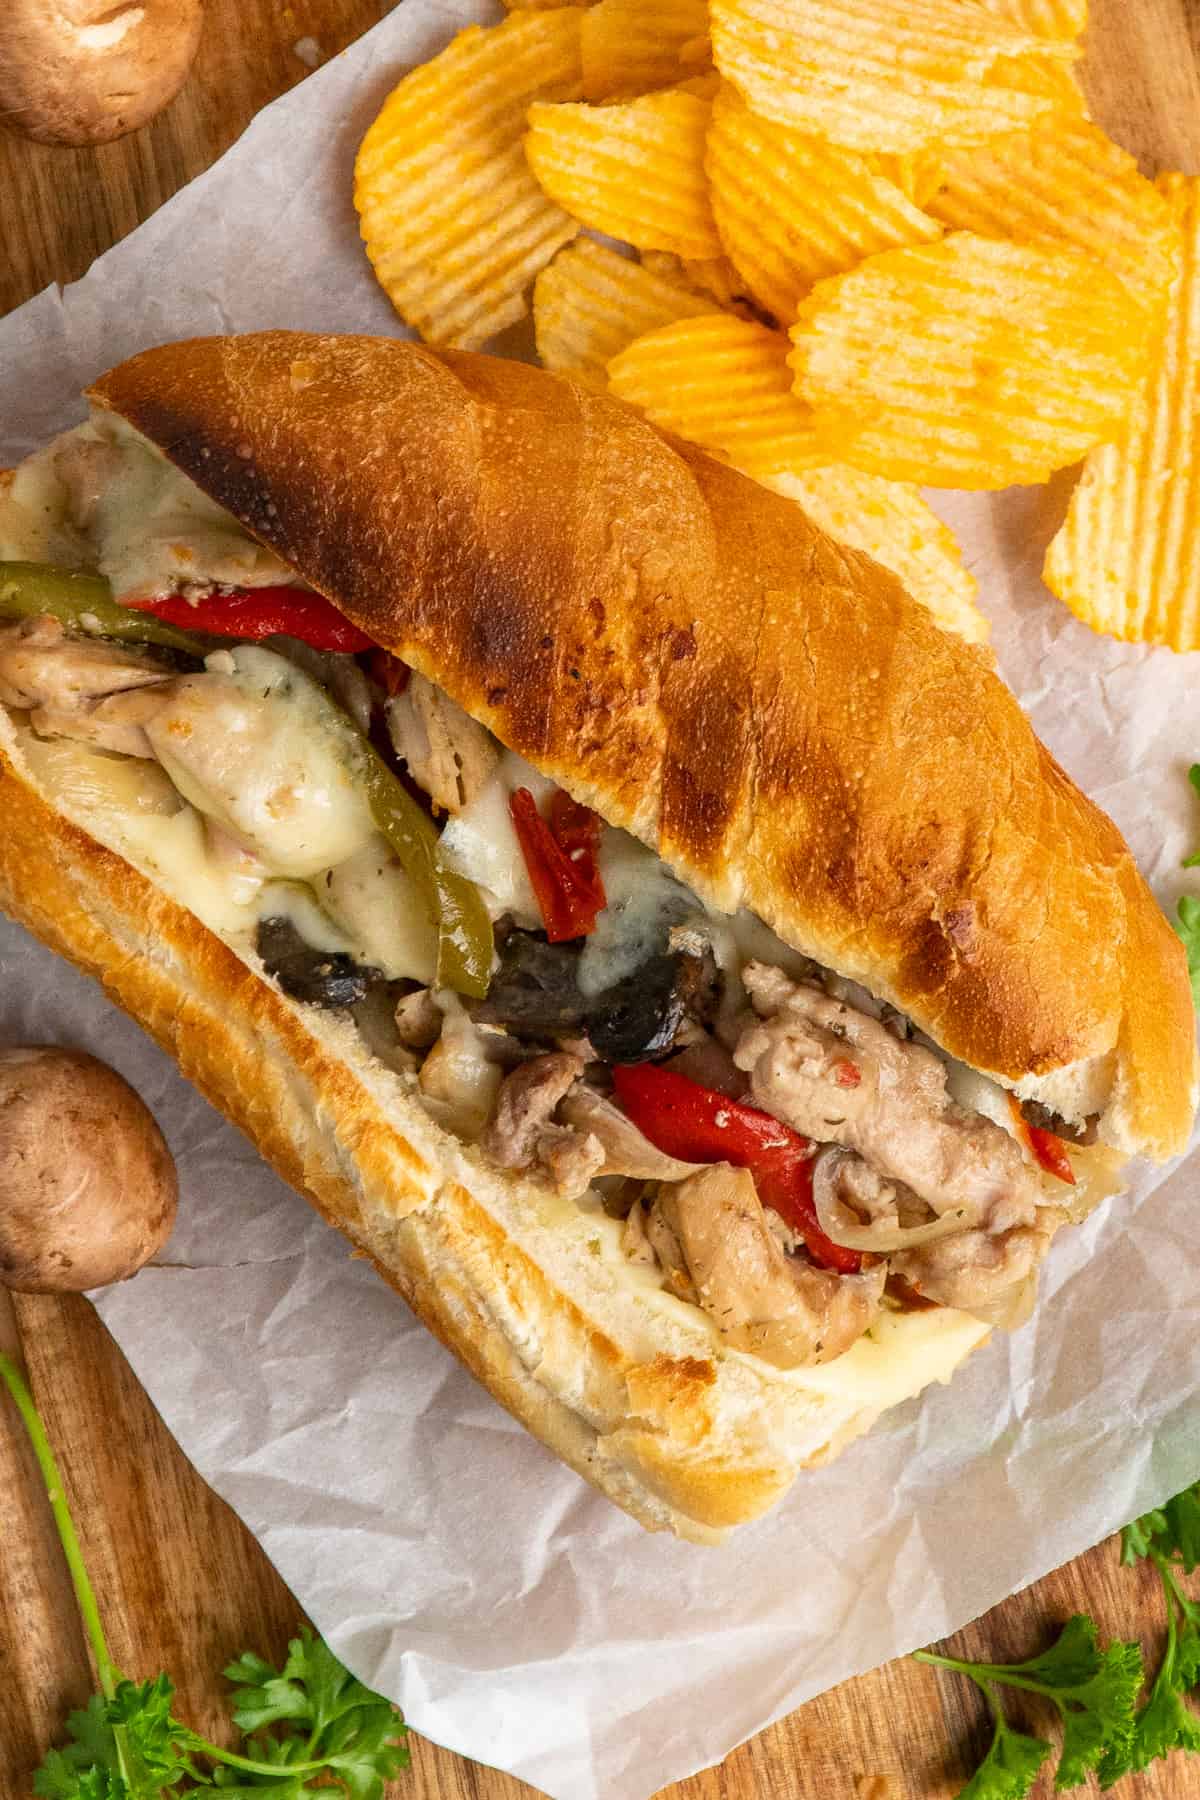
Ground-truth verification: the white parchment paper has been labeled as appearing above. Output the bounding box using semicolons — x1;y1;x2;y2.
2;7;1200;1795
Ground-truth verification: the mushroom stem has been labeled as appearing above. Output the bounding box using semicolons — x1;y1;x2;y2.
0;1350;119;1699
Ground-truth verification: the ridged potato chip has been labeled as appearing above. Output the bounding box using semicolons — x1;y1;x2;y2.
504;0;592;9
706;83;942;325
772;467;986;642
608;314;824;477
927;118;1180;314
526;91;721;259
640;249;759;313
995;48;1086;114
788;232;1151;489
976;0;1086;37
871;150;947;209
710;0;1080;152
581;0;710;102
355;12;583;349
1044;176;1200;650
534;238;717;388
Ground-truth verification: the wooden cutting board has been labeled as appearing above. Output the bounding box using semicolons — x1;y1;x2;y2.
1;3;1198;1795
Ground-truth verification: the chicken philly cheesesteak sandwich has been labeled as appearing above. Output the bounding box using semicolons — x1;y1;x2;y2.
0;334;1194;1540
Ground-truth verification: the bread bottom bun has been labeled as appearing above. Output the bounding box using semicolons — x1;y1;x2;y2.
0;708;992;1539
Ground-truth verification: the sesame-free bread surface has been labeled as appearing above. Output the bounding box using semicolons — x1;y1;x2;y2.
87;332;1198;1158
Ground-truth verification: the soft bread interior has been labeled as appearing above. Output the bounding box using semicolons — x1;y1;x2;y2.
0;701;993;1538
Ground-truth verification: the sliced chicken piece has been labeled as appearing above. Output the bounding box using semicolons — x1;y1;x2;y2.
32;683;180;758
640;1195;698;1303
418;1004;503;1141
480;1052;605;1195
0;616;175;712
535;1124;605;1197
649;1164;886;1367
734;964;1043;1233
483;1052;583;1170
386;673;499;814
891;1204;1068;1325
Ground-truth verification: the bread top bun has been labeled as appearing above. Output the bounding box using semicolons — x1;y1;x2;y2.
87;332;1197;1160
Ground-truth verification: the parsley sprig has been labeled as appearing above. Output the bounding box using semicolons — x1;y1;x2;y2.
0;1351;409;1800
914;1615;1142;1796
1175;763;1200;1002
916;1481;1200;1798
1101;1486;1200;1785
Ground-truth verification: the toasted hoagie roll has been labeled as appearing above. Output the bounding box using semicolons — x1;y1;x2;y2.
0;333;1193;1540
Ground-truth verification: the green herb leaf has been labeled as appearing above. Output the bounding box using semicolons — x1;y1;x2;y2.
1100;1653;1200;1786
225;1629;409;1796
1102;1554;1200;1786
1176;895;1200;1004
986;1614;1142;1783
956;1707;1051;1800
36;1768;130;1800
1122;1507;1168;1565
33;1697;126;1799
1154;1486;1200;1572
107;1677;200;1791
916;1615;1143;1796
33;1745;125;1800
1053;1636;1143;1788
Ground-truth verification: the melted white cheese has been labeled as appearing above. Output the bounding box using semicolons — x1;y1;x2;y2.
577;830;696;997
1;415;291;599
143;646;376;879
320;837;438;983
439;749;555;925
0;437;91;566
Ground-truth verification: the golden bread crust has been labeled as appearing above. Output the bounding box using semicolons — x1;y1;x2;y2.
87;332;1197;1155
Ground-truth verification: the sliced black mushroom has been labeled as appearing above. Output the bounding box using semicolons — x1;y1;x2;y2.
474;933;589;1037
476;927;721;1064
587;954;687;1063
256;916;385;1009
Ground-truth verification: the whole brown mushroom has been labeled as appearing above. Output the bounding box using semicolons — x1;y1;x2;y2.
0;1047;177;1292
0;0;203;147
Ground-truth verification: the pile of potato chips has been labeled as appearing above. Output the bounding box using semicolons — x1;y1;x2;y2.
355;0;1199;654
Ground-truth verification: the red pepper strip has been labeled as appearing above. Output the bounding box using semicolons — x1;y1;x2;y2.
1007;1095;1076;1186
611;1063;862;1274
548;791;605;912
1028;1126;1076;1184
510;787;607;942
125;586;375;654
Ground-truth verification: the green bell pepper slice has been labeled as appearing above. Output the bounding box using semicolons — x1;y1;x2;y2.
0;561;494;996
0;561;205;656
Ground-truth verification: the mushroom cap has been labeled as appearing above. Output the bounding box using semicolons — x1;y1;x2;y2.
0;0;203;147
0;1046;178;1292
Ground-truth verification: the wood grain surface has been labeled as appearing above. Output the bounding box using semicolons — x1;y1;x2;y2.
1;3;1198;1797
